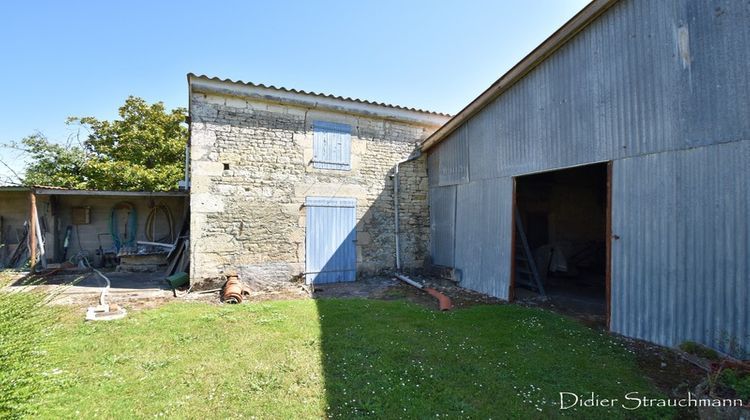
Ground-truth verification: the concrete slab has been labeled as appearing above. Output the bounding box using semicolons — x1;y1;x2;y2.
5;269;174;305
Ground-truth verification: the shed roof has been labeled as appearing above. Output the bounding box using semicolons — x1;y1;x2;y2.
0;185;186;197
421;0;619;151
32;186;187;197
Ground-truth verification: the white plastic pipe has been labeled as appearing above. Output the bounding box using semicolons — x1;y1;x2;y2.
395;273;423;289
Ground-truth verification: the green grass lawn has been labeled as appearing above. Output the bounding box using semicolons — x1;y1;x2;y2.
35;299;671;419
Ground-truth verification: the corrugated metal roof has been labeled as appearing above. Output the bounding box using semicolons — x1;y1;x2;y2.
30;186;187;196
0;185;187;196
188;73;450;117
0;185;29;191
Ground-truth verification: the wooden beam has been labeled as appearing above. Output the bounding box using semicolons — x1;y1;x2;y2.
508;178;518;302
605;161;613;330
29;192;37;271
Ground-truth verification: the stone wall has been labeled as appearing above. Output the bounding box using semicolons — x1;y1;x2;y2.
189;88;446;289
396;156;430;270
0;191;31;266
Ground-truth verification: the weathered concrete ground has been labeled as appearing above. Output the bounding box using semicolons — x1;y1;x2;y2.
4;269;173;308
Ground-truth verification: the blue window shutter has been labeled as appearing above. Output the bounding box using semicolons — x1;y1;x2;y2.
313;121;351;170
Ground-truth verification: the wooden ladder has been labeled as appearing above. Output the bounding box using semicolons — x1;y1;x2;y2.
514;210;546;297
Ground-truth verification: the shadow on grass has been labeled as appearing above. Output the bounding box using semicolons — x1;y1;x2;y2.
314;297;674;418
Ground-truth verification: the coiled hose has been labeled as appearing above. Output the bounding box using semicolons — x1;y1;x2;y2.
145;204;174;243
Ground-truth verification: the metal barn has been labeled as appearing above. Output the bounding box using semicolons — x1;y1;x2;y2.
423;0;749;356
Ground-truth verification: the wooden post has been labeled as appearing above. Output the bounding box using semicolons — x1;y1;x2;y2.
29;192;37;272
508;178;517;302
605;161;613;330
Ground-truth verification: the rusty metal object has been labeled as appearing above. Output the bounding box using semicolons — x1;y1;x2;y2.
394;274;453;311
222;274;250;304
424;287;453;311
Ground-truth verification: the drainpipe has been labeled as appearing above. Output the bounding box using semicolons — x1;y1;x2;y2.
392;150;421;271
184;143;190;187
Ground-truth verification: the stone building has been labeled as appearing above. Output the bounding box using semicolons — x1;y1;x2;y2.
187;75;449;288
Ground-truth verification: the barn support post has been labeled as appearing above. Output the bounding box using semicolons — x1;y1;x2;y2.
29;191;37;272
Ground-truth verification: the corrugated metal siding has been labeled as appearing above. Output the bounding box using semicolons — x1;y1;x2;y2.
313;121;352;170
305;197;357;284
427;149;440;187
610;152;679;347
428;185;456;266
454;177;513;299
425;0;750;353
611;141;750;356
436;0;750;181
430;125;469;187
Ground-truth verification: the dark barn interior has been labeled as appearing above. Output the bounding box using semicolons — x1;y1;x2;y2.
513;163;608;316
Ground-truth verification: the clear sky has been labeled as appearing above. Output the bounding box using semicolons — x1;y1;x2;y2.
0;0;589;181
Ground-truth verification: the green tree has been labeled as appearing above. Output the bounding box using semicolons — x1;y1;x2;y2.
18;134;88;189
10;96;187;191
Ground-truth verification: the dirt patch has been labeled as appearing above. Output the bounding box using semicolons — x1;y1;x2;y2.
390;274;506;309
621;339;706;419
513;294;607;329
309;275;506;310
310;276;396;299
627;338;706;394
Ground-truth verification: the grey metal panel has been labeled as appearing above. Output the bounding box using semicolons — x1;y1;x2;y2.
305;196;357;284
427;151;440;187
312;121;352;170
433;125;469;186
466;103;496;181
454;177;513;299
673;141;750;357
611;141;750;357
429;185;456;266
435;0;750;180
610;152;679;347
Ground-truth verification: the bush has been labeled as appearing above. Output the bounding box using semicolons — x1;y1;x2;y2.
0;283;58;418
720;368;750;401
679;341;720;360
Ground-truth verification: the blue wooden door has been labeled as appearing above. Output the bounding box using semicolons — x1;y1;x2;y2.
305;197;357;284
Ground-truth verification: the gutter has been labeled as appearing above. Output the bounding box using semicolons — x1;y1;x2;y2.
421;0;619;152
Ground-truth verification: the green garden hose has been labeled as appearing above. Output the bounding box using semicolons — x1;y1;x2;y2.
110;202;137;252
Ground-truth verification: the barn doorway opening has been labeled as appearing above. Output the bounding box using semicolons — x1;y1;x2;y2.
512;163;609;319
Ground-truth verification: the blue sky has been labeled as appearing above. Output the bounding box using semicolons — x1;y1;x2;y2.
0;0;588;181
